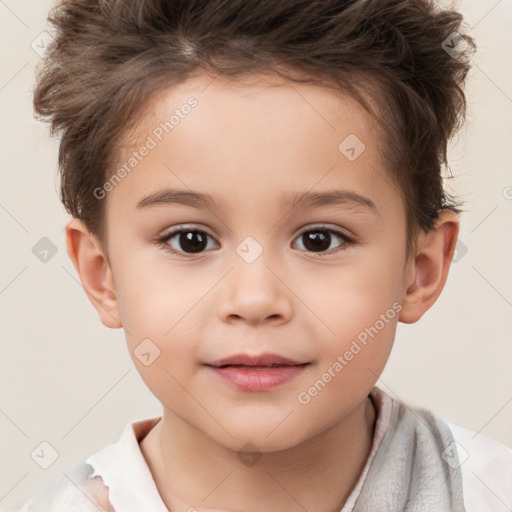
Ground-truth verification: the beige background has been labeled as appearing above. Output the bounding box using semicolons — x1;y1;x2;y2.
1;0;511;510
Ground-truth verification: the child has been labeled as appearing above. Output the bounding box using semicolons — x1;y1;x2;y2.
20;0;511;510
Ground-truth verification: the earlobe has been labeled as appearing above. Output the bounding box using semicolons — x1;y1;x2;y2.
399;210;460;324
65;218;122;329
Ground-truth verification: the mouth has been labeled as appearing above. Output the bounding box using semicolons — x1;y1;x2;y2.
205;353;310;391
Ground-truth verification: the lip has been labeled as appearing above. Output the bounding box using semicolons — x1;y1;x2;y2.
205;352;310;392
206;352;306;367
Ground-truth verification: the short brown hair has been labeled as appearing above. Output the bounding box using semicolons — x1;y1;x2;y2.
33;0;475;254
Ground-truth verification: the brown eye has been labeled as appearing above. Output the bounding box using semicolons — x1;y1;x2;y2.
160;228;218;255
175;231;208;253
294;227;351;254
303;230;331;252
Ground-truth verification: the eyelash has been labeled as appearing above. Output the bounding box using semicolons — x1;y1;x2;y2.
155;225;355;258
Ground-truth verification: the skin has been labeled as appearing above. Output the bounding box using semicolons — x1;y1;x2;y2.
66;71;459;512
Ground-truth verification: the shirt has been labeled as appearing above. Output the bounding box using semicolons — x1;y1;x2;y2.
18;387;512;511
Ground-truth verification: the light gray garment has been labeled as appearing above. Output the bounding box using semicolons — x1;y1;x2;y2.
352;397;465;512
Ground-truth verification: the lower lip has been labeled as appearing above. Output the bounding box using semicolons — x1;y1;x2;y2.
206;364;309;392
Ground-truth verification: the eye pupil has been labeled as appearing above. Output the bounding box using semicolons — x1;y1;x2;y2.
180;231;207;253
304;231;331;252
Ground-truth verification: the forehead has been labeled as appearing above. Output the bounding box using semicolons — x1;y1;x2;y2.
122;70;379;160
107;71;398;217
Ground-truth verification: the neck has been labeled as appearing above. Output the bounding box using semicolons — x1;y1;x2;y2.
140;395;377;512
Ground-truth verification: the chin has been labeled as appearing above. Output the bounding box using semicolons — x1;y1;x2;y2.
211;424;308;454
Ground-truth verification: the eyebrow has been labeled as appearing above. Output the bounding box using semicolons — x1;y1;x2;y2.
281;190;379;215
136;188;379;215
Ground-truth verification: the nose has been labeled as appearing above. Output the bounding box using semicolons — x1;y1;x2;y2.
217;249;293;327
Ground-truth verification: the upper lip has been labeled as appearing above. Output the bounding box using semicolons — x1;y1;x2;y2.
206;353;307;367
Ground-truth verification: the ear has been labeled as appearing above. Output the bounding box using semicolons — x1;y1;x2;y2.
65;218;122;329
399;209;460;324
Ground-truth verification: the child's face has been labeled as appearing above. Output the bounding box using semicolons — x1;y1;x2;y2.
98;72;412;451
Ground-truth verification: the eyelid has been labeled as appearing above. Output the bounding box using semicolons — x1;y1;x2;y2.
160;223;216;239
295;223;353;239
157;223;355;257
160;223;352;242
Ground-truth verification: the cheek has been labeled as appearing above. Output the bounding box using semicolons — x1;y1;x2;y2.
295;314;397;430
319;305;397;380
304;254;404;338
113;251;201;332
297;244;403;385
113;283;195;399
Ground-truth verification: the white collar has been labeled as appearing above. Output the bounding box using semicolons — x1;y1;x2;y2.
84;388;393;511
86;416;168;511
